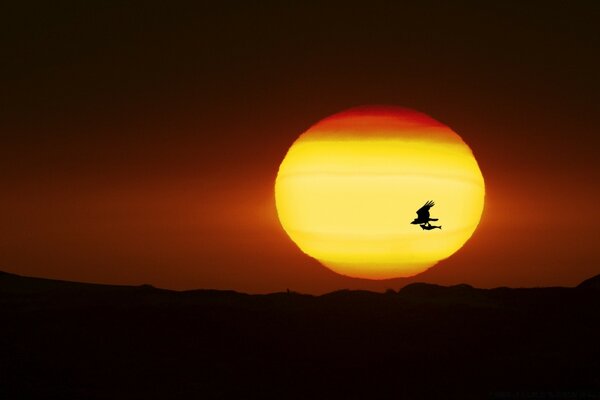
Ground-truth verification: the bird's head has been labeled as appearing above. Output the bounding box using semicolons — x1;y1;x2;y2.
410;219;420;224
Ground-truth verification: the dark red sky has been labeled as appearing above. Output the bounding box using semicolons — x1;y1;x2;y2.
1;2;598;293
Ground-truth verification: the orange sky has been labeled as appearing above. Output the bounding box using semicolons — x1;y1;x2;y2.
1;2;598;293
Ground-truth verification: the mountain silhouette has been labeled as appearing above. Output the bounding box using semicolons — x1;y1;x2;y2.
577;274;600;290
1;270;599;399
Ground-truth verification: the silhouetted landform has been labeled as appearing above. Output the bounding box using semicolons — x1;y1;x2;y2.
1;270;599;399
578;274;600;290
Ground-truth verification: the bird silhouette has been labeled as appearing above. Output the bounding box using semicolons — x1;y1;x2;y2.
411;201;441;230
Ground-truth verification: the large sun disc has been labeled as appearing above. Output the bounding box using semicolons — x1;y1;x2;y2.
275;106;485;279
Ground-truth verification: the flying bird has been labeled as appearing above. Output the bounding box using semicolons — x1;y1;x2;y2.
411;200;441;230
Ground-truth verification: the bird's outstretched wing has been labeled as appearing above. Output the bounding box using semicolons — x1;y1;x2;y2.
416;200;435;219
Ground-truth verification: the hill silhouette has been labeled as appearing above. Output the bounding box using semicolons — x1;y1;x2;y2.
1;270;599;399
578;274;600;290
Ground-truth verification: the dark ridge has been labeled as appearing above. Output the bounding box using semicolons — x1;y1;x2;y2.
577;274;600;290
2;269;599;297
397;282;498;307
0;270;163;294
1;269;600;399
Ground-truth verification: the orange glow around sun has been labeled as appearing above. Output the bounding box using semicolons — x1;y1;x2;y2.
275;106;485;279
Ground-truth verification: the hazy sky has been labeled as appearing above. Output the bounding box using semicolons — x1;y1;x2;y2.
1;2;598;293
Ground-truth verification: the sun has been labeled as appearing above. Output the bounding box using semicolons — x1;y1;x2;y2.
275;106;485;279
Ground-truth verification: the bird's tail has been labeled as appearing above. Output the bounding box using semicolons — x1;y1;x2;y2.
429;218;439;221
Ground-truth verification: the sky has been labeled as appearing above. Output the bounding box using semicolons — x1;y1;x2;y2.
1;2;598;293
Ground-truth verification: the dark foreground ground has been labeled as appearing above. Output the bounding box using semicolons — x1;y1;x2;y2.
1;271;600;400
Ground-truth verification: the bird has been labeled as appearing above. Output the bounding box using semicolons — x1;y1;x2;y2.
411;200;441;229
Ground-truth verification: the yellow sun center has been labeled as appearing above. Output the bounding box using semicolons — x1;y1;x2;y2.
275;106;485;279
